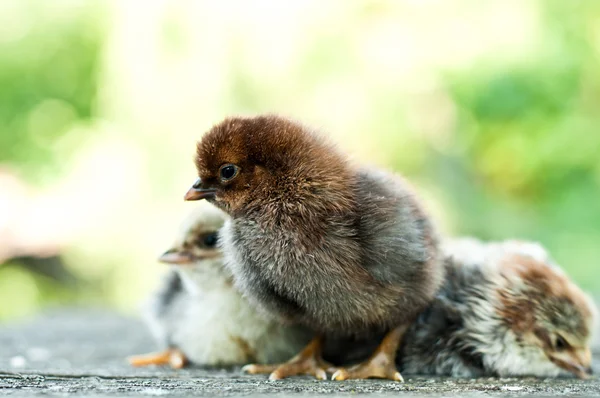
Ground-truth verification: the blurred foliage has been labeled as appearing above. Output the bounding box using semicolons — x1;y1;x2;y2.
0;0;599;321
0;1;102;181
431;1;600;287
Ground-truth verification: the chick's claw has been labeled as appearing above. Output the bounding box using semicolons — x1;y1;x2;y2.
168;350;187;369
128;348;187;369
242;336;334;380
269;359;328;381
242;359;330;380
242;363;279;375
331;360;404;382
332;325;406;382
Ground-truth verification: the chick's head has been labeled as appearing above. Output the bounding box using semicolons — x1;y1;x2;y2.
184;115;351;215
159;204;228;289
497;249;596;379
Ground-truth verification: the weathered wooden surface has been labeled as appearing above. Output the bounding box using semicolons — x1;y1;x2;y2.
0;309;599;397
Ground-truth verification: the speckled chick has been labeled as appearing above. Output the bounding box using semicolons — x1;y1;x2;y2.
399;238;597;379
184;115;444;380
129;203;311;368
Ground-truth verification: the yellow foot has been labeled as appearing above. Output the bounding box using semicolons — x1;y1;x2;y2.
331;362;403;382
242;336;335;380
128;348;187;369
332;325;407;382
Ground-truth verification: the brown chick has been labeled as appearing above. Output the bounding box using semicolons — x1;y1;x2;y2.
183;115;444;381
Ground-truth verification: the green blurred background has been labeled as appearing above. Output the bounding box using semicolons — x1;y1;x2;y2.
1;0;599;321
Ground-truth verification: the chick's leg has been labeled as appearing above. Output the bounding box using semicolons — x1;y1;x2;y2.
332;325;407;382
243;336;334;380
128;348;187;369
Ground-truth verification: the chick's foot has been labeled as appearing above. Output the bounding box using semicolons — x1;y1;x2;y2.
332;325;407;382
128;348;187;369
243;336;334;380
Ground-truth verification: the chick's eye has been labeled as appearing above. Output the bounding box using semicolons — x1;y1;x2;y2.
203;233;218;248
219;164;239;181
554;335;568;351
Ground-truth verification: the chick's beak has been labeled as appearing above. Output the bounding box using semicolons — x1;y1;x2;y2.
184;177;217;201
158;249;195;265
550;347;593;379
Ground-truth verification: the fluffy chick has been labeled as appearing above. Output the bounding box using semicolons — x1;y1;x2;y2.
129;203;311;368
399;238;596;379
184;115;444;380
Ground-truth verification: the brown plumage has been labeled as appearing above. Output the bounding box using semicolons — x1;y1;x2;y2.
184;115;444;380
